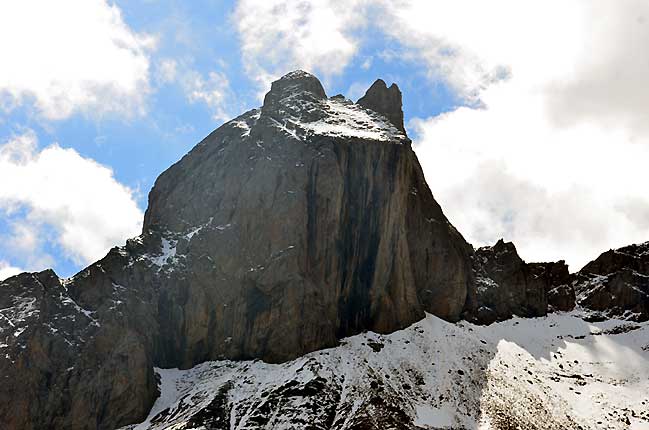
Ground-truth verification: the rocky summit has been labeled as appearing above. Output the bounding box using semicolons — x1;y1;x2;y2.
0;71;648;430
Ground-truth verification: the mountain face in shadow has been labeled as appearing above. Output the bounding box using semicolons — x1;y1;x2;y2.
0;71;647;429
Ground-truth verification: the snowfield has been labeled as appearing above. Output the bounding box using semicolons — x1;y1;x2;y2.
123;312;649;430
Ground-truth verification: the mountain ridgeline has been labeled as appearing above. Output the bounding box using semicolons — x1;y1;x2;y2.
0;71;647;430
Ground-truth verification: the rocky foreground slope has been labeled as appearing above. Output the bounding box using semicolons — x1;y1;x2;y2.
0;71;648;429
122;312;649;430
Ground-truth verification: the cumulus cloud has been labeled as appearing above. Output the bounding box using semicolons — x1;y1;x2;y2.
0;261;23;282
0;0;155;120
0;131;143;269
233;0;368;89
544;0;649;135
395;0;649;268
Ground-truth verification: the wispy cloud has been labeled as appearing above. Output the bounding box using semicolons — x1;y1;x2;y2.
154;58;234;121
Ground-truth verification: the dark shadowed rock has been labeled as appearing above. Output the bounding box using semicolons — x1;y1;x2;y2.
546;284;576;312
529;261;575;312
0;267;158;429
575;242;649;321
465;239;574;323
357;79;405;133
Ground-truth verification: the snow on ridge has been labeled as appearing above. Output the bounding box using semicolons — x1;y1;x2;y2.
262;88;407;143
185;217;214;240
0;296;38;330
125;312;649;430
298;98;405;142
59;291;99;327
475;275;499;292
280;70;315;80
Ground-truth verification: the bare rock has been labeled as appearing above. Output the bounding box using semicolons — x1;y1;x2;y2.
575;242;649;321
357;79;406;133
466;240;574;323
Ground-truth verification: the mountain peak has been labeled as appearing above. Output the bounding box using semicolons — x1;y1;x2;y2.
279;69;317;80
258;70;408;143
263;69;327;109
357;78;405;133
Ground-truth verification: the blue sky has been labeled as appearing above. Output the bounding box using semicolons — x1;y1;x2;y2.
2;0;649;279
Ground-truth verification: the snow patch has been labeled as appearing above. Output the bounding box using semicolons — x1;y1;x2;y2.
414;404;456;428
301;98;404;142
146;238;178;270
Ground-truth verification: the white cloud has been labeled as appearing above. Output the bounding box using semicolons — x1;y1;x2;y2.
0;131;143;269
0;0;155;120
0;261;23;281
183;70;232;121
233;0;368;90
389;0;649;269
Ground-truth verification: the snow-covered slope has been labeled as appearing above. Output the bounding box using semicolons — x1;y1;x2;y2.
123;312;649;430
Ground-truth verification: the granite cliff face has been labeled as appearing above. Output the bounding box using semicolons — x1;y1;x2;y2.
0;71;647;430
142;70;475;365
0;71;474;429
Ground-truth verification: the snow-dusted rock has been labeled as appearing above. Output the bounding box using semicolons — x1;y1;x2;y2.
123;312;649;430
466;239;573;324
576;241;649;321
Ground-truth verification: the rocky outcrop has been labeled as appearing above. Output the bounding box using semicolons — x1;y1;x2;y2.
0;70;474;429
529;261;575;312
465;239;573;324
357;79;405;133
0;266;158;430
575;241;649;321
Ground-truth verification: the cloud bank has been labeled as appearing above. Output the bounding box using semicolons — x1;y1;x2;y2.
0;131;143;273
